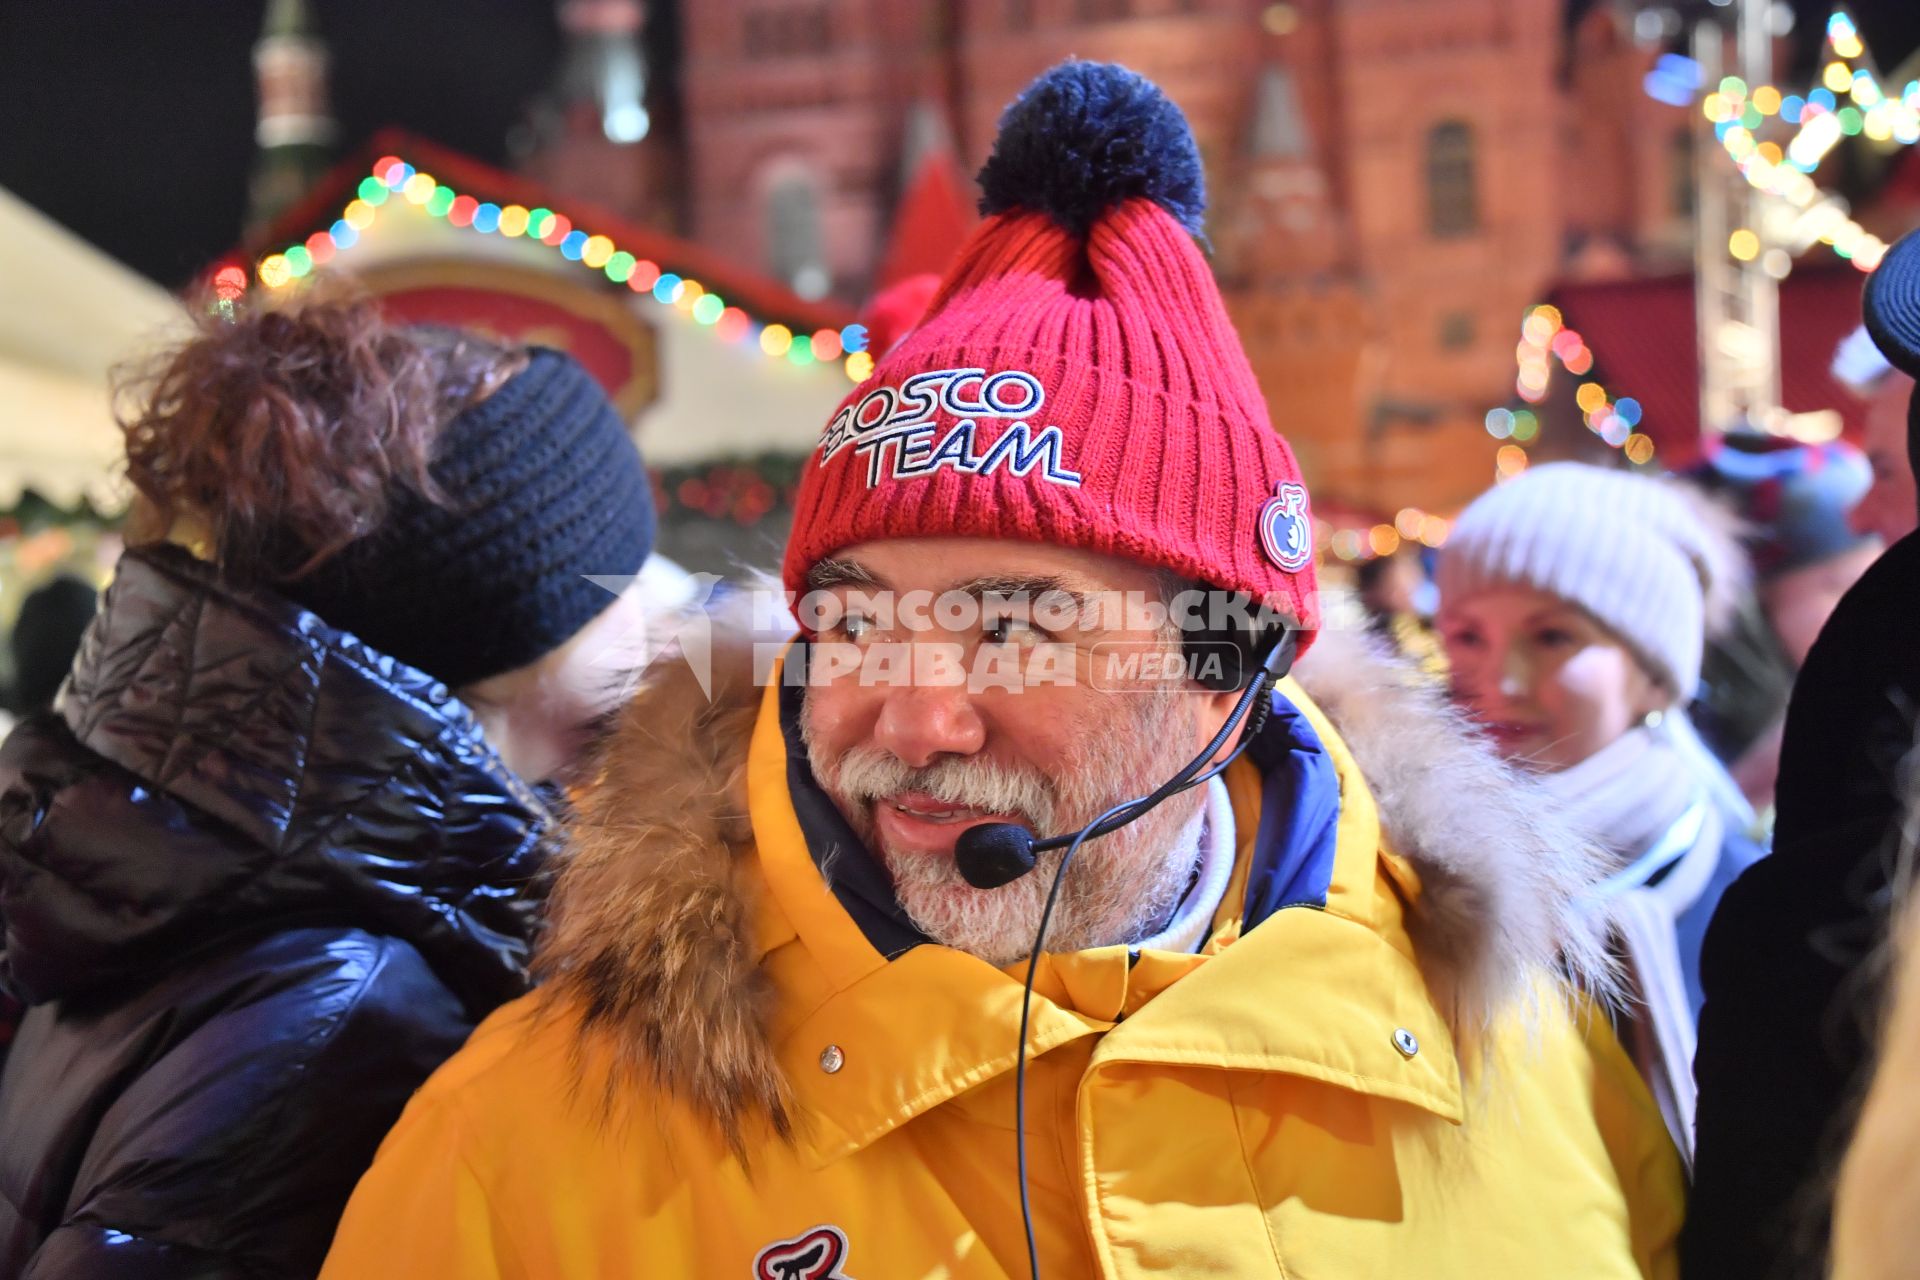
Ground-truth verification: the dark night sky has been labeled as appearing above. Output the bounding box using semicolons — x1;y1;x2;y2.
0;0;563;287
2;1;1919;291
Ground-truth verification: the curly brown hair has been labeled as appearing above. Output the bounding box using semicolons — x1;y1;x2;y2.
115;292;527;584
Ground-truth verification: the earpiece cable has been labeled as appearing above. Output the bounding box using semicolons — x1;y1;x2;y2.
1010;660;1282;1278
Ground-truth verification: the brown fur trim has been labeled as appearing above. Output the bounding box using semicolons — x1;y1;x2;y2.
534;592;788;1154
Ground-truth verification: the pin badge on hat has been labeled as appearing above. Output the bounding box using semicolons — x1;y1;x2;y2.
1259;482;1314;571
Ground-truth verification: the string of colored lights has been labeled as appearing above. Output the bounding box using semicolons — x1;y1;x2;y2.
1324;507;1452;563
247;156;876;383
1497;10;1896;492
1503;13;1887;485
1490;15;1900;518
1702;10;1911;275
1505;303;1658;473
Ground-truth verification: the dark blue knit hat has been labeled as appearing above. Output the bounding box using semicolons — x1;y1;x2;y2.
283;346;655;688
1863;228;1920;486
1865;229;1920;378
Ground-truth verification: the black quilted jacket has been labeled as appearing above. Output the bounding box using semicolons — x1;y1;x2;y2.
0;546;554;1279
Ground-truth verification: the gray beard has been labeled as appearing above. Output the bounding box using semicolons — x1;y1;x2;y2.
806;682;1211;967
878;786;1209;967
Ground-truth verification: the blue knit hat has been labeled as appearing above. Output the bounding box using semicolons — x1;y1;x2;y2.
1689;431;1872;579
283;346;656;688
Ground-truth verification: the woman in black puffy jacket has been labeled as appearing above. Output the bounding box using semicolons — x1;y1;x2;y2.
0;296;658;1278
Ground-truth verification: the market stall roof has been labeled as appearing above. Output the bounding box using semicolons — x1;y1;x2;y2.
220;130;865;469
235;129;855;336
0;186;184;509
1547;266;1868;468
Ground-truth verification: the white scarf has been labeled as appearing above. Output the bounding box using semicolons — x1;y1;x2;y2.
1540;713;1730;1169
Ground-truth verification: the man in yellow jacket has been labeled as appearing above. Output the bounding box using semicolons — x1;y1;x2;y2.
323;61;1682;1279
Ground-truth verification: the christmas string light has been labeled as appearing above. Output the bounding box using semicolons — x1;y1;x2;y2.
1320;507;1452;564
1696;8;1910;275
1508;304;1659;472
250;156;874;382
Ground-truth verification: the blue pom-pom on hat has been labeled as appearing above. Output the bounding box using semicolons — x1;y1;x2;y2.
1864;229;1920;377
976;60;1206;238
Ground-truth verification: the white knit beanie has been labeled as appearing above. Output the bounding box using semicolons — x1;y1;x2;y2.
1435;463;1748;697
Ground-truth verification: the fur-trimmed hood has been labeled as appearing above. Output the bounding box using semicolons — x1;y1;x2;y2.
536;605;1613;1149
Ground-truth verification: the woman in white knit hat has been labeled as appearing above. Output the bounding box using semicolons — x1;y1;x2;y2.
1435;461;1767;1167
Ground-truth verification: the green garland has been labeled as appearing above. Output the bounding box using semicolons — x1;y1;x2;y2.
0;490;119;539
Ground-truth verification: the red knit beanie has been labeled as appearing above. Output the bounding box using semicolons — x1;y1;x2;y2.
783;62;1319;644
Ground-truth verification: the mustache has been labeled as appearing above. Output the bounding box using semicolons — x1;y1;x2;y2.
819;745;1059;831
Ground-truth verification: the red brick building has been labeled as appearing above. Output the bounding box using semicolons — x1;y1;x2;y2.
525;0;1698;520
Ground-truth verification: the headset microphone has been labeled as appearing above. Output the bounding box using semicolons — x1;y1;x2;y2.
953;626;1297;892
953;825;1043;890
960;624;1298;1280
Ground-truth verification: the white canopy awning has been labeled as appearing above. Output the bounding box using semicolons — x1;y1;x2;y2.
0;187;185;511
0;363;128;509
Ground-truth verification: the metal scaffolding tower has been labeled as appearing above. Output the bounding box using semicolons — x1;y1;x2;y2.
1689;0;1783;436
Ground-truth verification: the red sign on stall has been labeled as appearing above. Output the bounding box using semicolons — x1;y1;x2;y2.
351;259;659;419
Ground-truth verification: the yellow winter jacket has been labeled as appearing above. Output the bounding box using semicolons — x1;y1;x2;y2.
322;631;1682;1279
